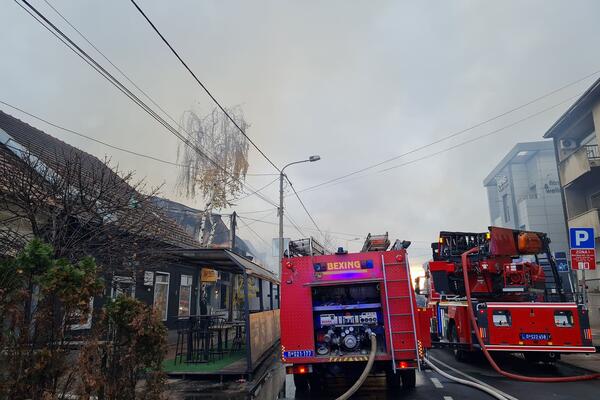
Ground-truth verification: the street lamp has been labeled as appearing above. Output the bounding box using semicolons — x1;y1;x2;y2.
278;155;321;278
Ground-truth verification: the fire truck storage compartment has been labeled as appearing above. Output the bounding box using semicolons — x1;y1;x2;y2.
312;282;387;356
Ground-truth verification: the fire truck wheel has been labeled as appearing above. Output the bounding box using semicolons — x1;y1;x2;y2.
400;369;416;389
293;374;309;393
449;325;468;362
385;369;401;391
308;373;324;392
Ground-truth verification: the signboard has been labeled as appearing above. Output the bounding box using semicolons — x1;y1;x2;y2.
143;271;154;286
554;252;569;272
569;228;596;270
201;268;218;282
313;259;374;274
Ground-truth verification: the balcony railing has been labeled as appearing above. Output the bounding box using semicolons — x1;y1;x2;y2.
585;144;600;161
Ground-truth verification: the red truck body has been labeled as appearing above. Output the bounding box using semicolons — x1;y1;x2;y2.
280;244;431;389
424;227;595;360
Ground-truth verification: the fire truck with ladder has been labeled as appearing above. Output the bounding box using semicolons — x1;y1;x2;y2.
280;234;431;393
419;226;595;363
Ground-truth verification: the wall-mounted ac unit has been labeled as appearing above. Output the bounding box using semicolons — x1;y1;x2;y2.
560;138;577;150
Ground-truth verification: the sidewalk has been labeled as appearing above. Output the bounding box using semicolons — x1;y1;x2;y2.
560;353;600;373
559;327;600;373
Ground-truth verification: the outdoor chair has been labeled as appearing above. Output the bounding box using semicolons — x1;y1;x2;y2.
191;315;213;363
208;316;227;361
174;317;189;365
229;320;245;355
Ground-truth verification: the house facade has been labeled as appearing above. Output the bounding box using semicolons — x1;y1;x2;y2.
543;78;600;327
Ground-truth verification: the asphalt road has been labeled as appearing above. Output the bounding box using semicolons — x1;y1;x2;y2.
281;349;600;400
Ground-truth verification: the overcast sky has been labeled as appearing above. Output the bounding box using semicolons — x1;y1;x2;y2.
3;0;600;273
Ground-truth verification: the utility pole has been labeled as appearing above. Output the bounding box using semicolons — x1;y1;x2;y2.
228;211;236;322
278;156;321;280
230;211;237;252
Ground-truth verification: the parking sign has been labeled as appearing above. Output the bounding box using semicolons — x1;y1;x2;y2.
569;228;596;270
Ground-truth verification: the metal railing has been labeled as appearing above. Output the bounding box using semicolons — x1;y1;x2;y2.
585;144;600;161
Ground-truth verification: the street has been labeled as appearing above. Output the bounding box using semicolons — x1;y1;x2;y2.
280;349;600;399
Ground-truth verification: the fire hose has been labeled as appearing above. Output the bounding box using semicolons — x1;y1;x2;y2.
461;247;600;382
335;332;377;400
424;356;508;400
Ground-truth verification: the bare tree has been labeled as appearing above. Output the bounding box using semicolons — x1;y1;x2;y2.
176;107;250;244
0;146;179;281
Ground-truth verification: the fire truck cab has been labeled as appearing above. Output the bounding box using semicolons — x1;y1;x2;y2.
280;234;431;393
420;227;595;363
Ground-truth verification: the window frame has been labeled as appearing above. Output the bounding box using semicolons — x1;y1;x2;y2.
178;274;193;317
153;271;170;322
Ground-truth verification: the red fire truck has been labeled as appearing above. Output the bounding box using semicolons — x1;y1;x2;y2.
420;227;595;363
280;234;431;393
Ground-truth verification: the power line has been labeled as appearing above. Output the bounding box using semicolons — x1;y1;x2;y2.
297;91;582;195
285;175;324;238
238;217;271;248
129;0;281;174
284;213;307;238
238;215;352;238
236;208;276;215
16;0;279;208
233;177;278;201
295;70;600;195
0;99;273;177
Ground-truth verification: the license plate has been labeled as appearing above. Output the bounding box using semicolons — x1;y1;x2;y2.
283;350;314;358
520;333;550;341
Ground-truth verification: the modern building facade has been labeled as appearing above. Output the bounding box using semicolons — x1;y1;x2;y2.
543;77;600;327
483;141;569;255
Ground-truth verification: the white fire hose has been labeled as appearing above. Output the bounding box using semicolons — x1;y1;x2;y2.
424;356;509;400
335;332;377;400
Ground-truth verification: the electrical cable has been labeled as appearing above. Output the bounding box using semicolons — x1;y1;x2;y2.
284;175;324;239
129;0;281;173
460;247;600;382
295;92;583;195
0;99;275;176
283;213;306;238
238;217;270;248
15;0;279;207
295;69;600;194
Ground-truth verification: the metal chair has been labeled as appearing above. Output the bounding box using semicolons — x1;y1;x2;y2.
174;317;190;365
208;316;227;361
229;321;245;355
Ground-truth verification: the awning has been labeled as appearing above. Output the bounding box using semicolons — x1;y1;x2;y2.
171;248;279;283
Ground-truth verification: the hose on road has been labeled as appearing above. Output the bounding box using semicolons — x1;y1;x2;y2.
335;332;377;400
424;356;509;400
461;247;600;382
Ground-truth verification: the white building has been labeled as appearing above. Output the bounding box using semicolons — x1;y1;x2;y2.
483;141;568;255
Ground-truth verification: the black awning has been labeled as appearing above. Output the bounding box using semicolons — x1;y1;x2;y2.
170;248;279;283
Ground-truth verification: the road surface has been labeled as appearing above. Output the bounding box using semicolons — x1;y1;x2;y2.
281;349;600;399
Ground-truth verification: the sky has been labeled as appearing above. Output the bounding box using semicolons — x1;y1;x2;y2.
2;0;600;274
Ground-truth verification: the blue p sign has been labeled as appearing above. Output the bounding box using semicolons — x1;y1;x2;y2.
569;228;595;249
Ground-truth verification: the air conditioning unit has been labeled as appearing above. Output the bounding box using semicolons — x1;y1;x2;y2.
560;138;577;150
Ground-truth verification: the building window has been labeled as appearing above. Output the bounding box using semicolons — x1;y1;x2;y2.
502;194;511;222
111;276;135;298
153;272;170;321
178;274;192;317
